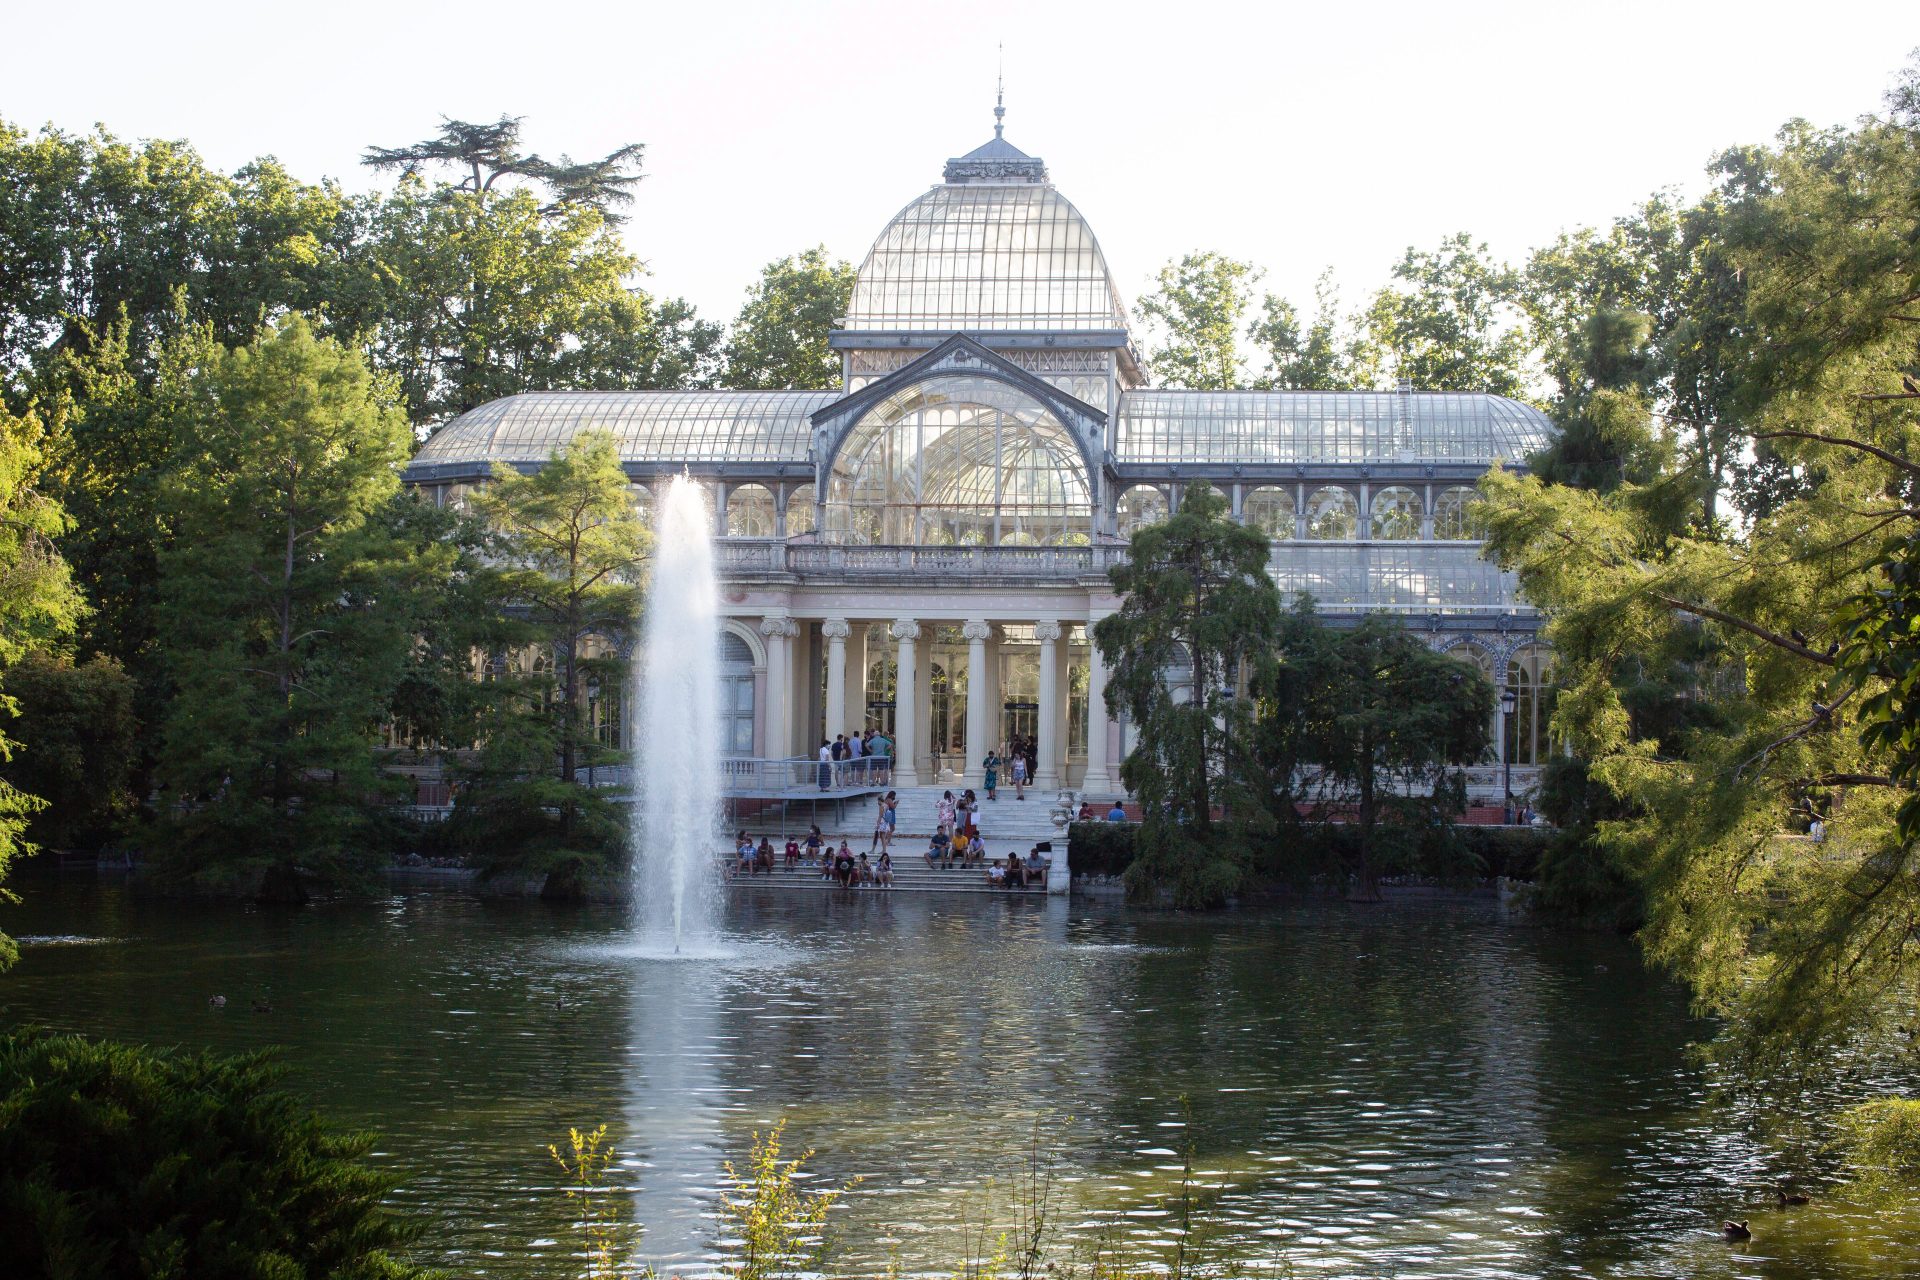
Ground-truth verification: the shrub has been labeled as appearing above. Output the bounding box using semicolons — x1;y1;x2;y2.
1067;821;1137;877
0;1029;431;1280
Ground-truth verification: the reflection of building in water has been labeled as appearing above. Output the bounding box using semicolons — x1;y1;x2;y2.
405;112;1556;798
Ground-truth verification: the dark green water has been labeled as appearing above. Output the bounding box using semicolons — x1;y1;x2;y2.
2;874;1914;1278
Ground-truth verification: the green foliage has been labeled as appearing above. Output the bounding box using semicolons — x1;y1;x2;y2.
1476;59;1920;1097
1248;270;1360;391
0;400;84;968
1064;821;1137;877
724;247;858;390
548;1125;641;1280
362;115;647;223
1836;1098;1920;1200
1352;233;1532;398
152;319;427;898
0;651;136;851
1135;252;1262;390
458;431;643;896
720;1118;855;1280
1250;609;1493;897
0;1028;431;1280
354;179;720;427
1095;484;1282;907
0;121;361;379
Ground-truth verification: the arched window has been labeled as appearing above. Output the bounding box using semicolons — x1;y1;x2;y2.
1117;484;1169;537
1433;486;1481;540
1243;486;1296;538
823;375;1091;546
1369;486;1422;540
726;483;776;538
720;631;755;756
1449;640;1499;763
1506;644;1557;768
784;483;816;537
1306;487;1359;540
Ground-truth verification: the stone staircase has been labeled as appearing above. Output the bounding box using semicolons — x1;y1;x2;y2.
721;854;1050;895
729;783;1075;894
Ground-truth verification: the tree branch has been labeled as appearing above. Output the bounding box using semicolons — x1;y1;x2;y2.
1649;592;1837;665
1757;430;1920;478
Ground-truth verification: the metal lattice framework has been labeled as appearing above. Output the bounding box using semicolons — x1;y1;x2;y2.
1117;391;1553;465
823;374;1091;546
844;184;1129;333
411;391;836;468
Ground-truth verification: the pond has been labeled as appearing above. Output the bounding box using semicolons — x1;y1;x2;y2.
1;874;1913;1278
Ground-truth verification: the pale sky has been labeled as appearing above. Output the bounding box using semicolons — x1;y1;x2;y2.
7;1;1914;328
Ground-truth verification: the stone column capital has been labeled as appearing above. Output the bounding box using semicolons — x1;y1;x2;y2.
961;619;993;642
759;616;800;639
1033;620;1064;643
889;619;922;642
820;618;853;640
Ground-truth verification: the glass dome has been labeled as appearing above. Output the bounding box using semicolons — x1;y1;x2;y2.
845;184;1129;333
823;374;1091;545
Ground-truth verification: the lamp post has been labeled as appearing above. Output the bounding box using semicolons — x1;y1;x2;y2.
1499;686;1518;824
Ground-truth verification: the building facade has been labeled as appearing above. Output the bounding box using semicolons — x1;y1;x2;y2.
403;123;1556;799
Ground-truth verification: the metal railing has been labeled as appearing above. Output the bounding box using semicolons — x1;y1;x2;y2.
714;538;1531;612
578;755;892;794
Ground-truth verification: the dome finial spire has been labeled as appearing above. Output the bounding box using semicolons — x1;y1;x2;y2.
994;44;1005;138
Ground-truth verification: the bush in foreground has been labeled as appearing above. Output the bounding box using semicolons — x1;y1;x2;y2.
0;1029;431;1280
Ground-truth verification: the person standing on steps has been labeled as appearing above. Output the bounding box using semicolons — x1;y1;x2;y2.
817;739;832;791
1011;749;1028;800
879;790;898;853
983;749;1001;801
936;790;957;837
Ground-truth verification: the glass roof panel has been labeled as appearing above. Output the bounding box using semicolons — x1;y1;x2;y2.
1116;391;1553;464
411;391;840;467
845;185;1129;332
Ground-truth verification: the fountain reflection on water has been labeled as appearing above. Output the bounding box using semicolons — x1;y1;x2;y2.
632;474;722;953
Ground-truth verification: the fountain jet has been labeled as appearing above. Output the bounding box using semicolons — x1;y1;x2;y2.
632;474;721;950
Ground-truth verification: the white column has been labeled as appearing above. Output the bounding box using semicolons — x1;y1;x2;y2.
1035;619;1062;790
821;619;850;740
1083;616;1114;795
963;620;991;787
844;623;869;735
891;619;921;786
758;616;798;758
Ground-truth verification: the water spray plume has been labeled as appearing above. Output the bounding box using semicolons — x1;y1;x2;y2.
632;475;721;950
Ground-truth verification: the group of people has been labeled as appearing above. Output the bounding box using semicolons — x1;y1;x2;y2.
817;729;892;790
979;736;1035;800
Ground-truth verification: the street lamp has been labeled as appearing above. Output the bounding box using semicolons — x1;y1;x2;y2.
1499;686;1518;823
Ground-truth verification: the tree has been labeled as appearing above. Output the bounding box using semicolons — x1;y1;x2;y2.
723;247;857;390
152;319;424;899
0;401;83;969
1353;233;1533;398
1270;609;1493;899
352;174;720;428
461;430;645;898
1094;483;1281;907
0;652;136;852
0;1028;432;1280
1249;269;1361;390
1135;252;1261;389
0;121;362;379
1476;60;1920;1102
363;114;647;223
